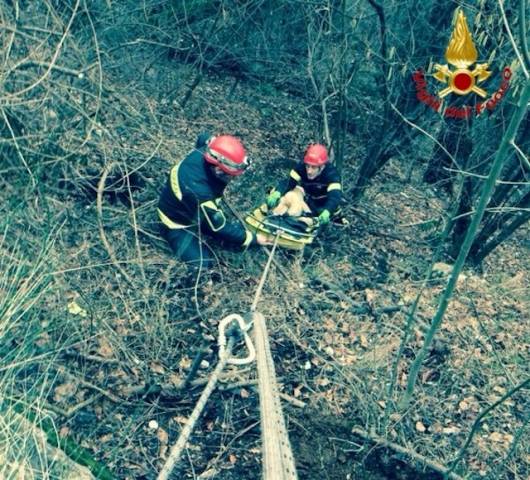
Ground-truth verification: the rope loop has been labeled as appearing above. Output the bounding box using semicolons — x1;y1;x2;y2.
218;314;256;366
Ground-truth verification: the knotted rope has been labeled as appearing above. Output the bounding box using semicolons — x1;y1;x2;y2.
159;231;298;480
158;315;254;480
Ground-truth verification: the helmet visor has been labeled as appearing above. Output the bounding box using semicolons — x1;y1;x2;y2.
208;148;250;173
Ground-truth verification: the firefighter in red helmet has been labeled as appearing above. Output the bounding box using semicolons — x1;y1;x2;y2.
266;143;343;225
158;133;269;272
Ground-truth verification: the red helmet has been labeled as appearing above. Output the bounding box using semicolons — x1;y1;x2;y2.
204;135;249;176
304;144;328;166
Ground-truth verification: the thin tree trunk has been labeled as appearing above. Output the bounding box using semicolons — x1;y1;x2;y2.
424;117;471;195
471;193;530;264
352;0;452;204
470;187;530;259
401;79;530;408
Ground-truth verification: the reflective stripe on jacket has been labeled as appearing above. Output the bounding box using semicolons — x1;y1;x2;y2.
278;161;343;213
158;144;253;248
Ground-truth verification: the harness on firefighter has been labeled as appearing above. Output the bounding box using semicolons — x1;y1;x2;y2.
245;204;318;250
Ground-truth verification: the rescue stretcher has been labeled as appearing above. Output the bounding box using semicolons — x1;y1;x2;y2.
244;204;318;250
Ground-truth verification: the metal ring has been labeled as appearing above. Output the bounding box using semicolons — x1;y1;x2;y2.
218;314;256;365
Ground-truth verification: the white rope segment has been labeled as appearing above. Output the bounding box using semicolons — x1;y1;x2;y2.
158;313;254;480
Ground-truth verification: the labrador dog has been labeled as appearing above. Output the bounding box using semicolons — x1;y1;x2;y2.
272;187;311;217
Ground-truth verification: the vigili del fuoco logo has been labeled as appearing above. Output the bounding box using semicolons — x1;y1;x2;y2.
412;8;512;119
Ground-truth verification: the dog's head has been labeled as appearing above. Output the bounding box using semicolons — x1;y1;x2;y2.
272;188;310;217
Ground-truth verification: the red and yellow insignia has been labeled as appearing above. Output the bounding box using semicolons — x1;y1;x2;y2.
433;9;491;98
412;7;512;118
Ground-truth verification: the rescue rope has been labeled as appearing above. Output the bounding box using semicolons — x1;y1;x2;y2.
253;311;298;480
157;315;254;480
159;232;298;480
252;233;298;479
251;232;281;312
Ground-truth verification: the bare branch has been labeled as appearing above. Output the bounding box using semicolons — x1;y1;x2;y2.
498;0;529;78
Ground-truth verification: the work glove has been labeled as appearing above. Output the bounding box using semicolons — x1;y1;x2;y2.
317;209;331;225
266;190;281;208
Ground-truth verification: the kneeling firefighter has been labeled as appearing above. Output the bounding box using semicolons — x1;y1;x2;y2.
157;133;269;272
266;144;344;226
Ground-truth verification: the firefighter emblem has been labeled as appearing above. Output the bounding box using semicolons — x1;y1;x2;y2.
433;9;491;98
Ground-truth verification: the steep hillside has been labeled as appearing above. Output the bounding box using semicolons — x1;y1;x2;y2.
1;55;528;480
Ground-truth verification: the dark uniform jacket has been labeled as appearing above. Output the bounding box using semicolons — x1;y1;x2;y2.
157;137;254;248
278;162;343;214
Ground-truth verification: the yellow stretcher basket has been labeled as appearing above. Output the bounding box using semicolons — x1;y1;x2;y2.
244;204;318;250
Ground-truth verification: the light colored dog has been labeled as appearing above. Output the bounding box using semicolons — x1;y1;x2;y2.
272;187;311;217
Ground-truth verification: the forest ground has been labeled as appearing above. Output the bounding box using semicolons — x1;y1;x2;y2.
2;54;529;480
